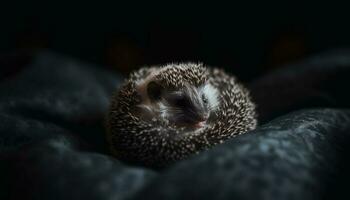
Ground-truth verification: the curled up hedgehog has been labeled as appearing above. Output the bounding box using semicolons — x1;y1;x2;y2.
106;63;257;168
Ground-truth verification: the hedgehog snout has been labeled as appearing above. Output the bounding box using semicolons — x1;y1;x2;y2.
198;113;209;121
191;112;209;123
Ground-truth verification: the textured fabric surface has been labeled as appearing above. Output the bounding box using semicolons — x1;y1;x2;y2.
1;50;350;200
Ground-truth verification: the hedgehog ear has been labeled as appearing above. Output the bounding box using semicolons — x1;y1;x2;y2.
147;81;163;101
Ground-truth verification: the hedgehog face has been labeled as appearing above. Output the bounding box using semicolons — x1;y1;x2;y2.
108;63;257;168
147;81;219;128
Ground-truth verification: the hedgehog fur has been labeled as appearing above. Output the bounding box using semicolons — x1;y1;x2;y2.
106;63;257;168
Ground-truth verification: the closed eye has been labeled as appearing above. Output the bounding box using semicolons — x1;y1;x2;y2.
202;94;208;104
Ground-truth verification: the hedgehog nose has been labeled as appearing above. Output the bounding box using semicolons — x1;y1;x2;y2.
195;120;206;128
192;112;208;124
201;114;209;121
195;117;207;125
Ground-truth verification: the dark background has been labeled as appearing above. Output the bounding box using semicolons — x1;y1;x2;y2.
1;2;349;81
1;3;350;200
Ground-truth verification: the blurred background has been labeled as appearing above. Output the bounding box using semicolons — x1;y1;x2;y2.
0;2;349;81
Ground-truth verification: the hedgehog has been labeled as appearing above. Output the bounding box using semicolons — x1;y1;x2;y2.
106;63;257;168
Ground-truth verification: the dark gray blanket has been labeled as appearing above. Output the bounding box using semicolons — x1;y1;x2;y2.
1;51;350;200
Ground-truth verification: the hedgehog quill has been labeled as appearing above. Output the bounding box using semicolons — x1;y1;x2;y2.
106;63;257;168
